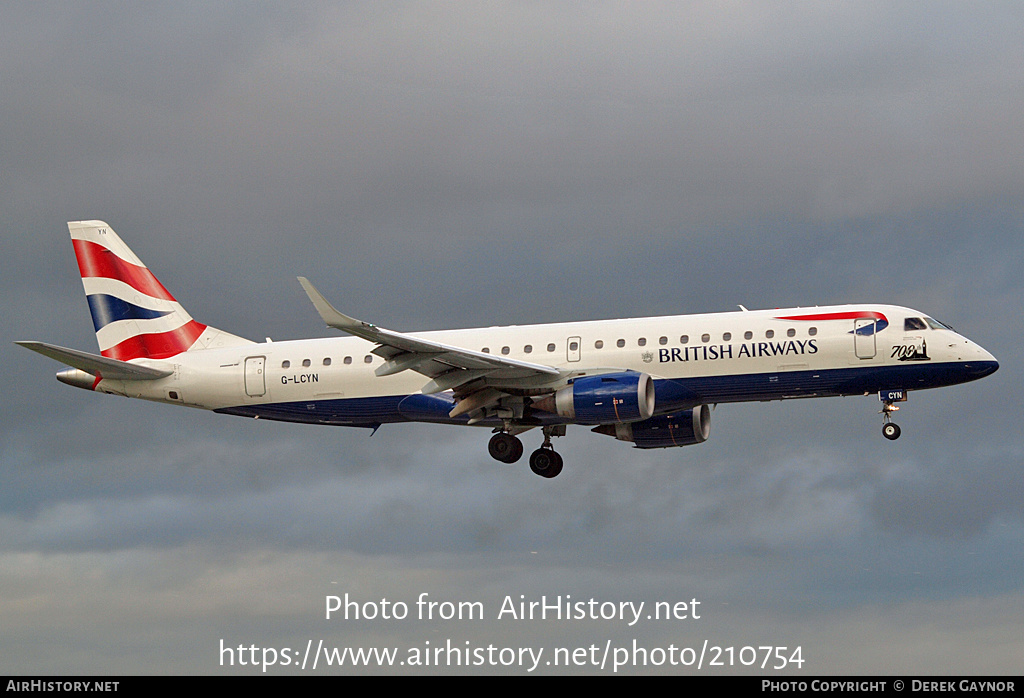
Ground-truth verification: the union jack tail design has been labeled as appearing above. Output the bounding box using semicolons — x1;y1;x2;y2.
69;220;248;361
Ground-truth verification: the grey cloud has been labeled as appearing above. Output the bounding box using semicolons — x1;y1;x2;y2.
3;2;1023;674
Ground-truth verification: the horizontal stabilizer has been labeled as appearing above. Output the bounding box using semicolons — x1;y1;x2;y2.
16;341;173;381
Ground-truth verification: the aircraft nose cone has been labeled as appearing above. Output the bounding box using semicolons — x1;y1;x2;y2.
977;359;999;377
971;346;999;377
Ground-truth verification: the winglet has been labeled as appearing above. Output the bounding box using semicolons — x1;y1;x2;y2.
296;277;561;378
297;277;365;331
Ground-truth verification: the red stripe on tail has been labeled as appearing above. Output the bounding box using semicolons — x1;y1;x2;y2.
101;320;207;361
73;239;176;301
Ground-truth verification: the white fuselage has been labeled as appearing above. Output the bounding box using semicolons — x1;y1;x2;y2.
93;303;997;426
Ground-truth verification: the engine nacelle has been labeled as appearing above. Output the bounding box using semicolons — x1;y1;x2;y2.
536;372;655;424
592;405;711;448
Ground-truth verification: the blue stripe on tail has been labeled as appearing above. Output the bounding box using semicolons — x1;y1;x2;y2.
86;294;173;331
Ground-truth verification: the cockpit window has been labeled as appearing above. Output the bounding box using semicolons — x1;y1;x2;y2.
925;317;955;331
904;317;927;331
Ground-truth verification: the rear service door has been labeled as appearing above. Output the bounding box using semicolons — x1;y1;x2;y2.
245;356;266;397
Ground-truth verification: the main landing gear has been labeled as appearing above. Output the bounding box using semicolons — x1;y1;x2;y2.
487;432;523;463
529;428;563;479
488;426;564;478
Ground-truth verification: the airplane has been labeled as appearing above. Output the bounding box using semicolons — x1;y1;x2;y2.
18;221;999;478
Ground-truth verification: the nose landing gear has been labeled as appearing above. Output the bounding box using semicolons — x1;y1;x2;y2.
878;390;907;440
881;418;901;440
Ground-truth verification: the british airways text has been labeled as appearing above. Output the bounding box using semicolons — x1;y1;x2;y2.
659;340;818;363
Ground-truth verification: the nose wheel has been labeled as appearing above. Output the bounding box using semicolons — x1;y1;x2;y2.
880;399;901;440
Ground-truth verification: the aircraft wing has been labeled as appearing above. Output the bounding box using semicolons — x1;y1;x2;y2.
298;278;563;417
16;341;174;380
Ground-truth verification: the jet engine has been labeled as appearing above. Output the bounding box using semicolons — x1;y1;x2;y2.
592;405;711;448
532;372;655;424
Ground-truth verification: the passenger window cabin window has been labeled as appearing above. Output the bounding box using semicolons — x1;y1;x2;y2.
905;317;927;331
282;360;290;369
680;335;689;344
547;343;556;352
638;338;647;347
766;329;775;339
323;358;331;366
659;336;668;345
481;348;490;353
723;332;731;341
501;346;510;355
595;340;604;349
744;331;753;340
344;356;352;365
808;327;817;336
701;333;710;343
787;328;796;337
364;355;373;364
524;345;533;353
302;359;311;367
569;341;579;351
616;339;625;348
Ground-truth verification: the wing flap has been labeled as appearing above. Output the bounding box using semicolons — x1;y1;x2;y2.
421;369;496;395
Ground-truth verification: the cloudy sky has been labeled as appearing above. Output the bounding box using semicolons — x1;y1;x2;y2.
3;2;1022;675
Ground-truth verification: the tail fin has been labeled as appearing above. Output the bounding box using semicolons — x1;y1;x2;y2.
69;220;251;360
